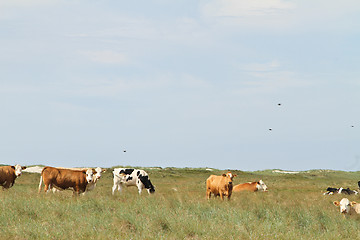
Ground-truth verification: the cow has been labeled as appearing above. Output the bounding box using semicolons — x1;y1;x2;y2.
85;167;106;192
0;165;26;190
339;187;358;195
333;198;360;215
323;187;358;195
38;166;94;195
206;171;236;200
51;167;106;194
112;168;155;195
323;187;340;195
233;180;268;192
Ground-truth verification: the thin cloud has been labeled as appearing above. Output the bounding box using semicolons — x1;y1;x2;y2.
240;60;281;72
202;0;295;17
80;51;128;64
0;0;61;8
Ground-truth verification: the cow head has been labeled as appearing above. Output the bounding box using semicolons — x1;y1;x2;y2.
12;165;26;177
333;198;352;214
139;175;155;194
222;171;236;180
93;167;106;181
84;169;94;183
256;180;268;192
222;171;236;185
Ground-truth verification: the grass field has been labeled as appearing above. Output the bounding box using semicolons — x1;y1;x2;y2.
1;167;360;239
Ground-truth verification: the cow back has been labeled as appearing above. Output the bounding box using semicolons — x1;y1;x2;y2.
42;167;87;190
233;182;257;192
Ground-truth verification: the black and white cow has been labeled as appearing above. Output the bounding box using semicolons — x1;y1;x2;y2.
323;187;340;195
339;187;358;195
112;168;155;195
323;187;358;195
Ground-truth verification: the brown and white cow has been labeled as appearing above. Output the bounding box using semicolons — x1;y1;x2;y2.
206;171;236;200
333;198;360;215
51;167;106;194
0;165;26;190
85;167;106;192
38;166;94;195
233;180;268;192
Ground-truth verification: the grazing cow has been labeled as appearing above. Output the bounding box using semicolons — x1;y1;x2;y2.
206;171;236;200
51;167;106;194
38;166;94;195
0;165;26;190
333;198;360;215
233;180;268;192
112;168;155;195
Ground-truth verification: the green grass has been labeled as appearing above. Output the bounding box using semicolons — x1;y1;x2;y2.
1;168;360;239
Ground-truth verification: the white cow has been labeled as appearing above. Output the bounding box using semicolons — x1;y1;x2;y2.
333;198;360;215
112;168;155;195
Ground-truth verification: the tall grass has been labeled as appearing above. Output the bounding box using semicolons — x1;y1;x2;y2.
1;168;360;239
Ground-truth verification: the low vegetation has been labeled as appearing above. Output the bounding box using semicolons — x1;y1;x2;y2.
1;167;360;239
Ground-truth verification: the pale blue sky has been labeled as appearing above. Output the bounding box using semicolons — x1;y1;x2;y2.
1;0;359;171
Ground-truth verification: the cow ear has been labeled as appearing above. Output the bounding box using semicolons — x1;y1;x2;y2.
102;169;106;173
22;166;27;170
11;166;15;170
233;174;237;177
351;201;357;206
333;201;340;206
222;174;226;177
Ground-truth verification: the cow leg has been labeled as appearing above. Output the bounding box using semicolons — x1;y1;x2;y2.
227;193;232;201
111;183;118;195
219;192;224;200
73;186;81;196
112;183;122;195
206;189;211;199
3;181;11;189
44;183;50;193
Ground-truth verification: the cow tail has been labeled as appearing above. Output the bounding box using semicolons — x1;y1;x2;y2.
38;175;43;193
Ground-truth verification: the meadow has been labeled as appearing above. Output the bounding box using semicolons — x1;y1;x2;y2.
1;167;360;239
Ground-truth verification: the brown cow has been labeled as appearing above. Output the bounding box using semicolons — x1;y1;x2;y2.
206;171;236;200
51;167;106;194
233;180;268;192
38;166;94;195
0;165;26;190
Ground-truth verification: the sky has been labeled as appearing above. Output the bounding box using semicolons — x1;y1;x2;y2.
1;0;360;171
